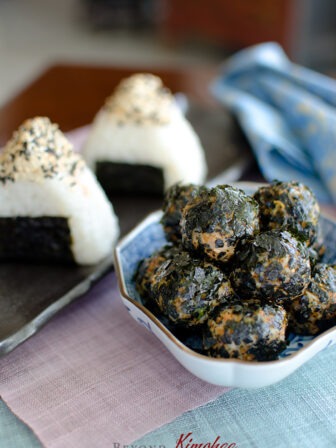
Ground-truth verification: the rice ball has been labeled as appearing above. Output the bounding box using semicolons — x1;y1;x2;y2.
289;263;336;335
161;183;203;242
151;250;234;327
253;181;320;246
232;230;311;304
203;299;288;361
181;185;259;264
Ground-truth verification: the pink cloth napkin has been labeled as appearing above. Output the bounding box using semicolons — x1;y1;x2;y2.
0;273;227;447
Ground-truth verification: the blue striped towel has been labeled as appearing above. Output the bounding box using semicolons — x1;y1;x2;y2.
211;42;336;203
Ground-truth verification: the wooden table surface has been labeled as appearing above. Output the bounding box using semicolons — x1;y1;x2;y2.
0;64;219;146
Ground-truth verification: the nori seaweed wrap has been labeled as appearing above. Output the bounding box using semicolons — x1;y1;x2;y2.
289;263;336;335
181;185;259;264
232;230;311;304
96;162;165;196
253;181;319;246
135;244;181;312
203;299;288;361
151;250;235;327
0;217;74;263
161;183;203;242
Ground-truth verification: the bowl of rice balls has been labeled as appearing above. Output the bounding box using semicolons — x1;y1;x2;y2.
114;181;336;388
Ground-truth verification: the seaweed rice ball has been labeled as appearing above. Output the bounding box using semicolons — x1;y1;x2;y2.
254;181;319;246
232;230;311;304
161;183;203;242
203;300;288;361
151;250;235;327
181;185;259;264
289;263;336;335
135;244;181;311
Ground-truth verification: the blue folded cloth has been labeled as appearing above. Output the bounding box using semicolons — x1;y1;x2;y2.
211;42;336;203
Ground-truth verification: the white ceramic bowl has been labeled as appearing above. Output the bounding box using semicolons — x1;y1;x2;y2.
114;182;336;388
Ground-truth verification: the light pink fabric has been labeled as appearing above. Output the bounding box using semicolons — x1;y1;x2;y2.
0;273;227;447
66;125;91;152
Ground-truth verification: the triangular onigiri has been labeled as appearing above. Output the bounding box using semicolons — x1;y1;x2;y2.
0;117;119;265
82;73;207;195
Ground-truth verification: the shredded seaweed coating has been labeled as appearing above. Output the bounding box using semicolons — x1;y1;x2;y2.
161;183;204;242
289;263;336;335
0;117;84;184
151;250;235;327
181;184;259;264
203;299;288;361
135;244;181;312
103;73;174;126
254;180;320;246
232;230;311;303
